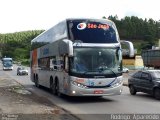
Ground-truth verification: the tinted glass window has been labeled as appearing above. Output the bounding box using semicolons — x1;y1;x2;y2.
151;71;160;79
69;47;122;78
141;72;151;80
67;20;118;43
19;67;25;70
38;57;50;69
133;71;141;78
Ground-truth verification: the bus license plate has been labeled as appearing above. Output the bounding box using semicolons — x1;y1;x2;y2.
94;90;103;94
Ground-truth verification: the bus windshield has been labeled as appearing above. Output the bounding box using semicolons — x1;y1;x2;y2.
3;60;12;67
67;19;118;43
70;47;122;76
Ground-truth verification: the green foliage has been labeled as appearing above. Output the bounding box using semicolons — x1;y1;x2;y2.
107;15;160;51
108;15;160;41
0;30;44;65
0;16;160;65
21;59;30;66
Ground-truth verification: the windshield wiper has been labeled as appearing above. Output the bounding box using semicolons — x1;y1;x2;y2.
98;67;118;77
82;70;98;74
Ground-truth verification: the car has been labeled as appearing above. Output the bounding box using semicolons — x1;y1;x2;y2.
122;67;129;73
128;70;160;100
17;66;28;75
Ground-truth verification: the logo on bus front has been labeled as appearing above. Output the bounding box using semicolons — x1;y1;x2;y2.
77;23;87;30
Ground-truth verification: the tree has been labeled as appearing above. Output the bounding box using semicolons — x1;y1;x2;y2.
0;30;44;62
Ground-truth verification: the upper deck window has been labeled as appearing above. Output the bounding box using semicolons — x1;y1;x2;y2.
67;19;118;43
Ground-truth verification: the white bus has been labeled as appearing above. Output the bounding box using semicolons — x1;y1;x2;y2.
30;18;134;97
2;57;13;70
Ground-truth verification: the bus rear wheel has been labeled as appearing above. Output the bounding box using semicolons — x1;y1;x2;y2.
35;75;39;88
57;81;62;97
50;79;57;95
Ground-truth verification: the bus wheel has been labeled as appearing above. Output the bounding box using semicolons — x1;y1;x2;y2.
57;81;62;97
35;75;39;88
50;78;57;95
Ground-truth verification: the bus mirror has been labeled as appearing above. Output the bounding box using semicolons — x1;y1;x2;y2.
68;40;73;56
116;48;122;61
64;56;69;73
61;39;73;56
120;40;134;57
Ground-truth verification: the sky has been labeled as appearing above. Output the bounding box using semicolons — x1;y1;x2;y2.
0;0;159;33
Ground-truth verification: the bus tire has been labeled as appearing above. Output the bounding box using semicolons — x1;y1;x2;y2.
50;78;57;95
57;80;63;97
35;75;39;88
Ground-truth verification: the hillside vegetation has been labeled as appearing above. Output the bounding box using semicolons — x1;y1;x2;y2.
0;30;44;65
0;16;159;65
107;15;160;54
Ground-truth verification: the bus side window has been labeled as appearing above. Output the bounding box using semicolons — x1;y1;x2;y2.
60;60;64;69
53;60;57;70
50;57;57;70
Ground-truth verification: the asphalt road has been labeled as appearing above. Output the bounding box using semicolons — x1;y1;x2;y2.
1;64;160;120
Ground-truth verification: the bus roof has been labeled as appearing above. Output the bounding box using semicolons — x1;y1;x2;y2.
31;18;119;51
66;18;114;23
2;57;12;60
31;18;115;44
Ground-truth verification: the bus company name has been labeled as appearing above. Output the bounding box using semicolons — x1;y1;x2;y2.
77;23;110;30
42;48;49;55
87;23;109;29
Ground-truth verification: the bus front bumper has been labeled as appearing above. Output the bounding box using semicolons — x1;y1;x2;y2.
68;84;123;96
3;67;13;70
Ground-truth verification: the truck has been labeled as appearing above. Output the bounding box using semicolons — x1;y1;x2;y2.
2;57;13;70
141;49;160;69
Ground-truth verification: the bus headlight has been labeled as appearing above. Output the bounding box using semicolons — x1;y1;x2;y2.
72;81;87;88
111;78;123;87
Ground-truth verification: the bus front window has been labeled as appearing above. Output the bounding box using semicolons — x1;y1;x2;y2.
68;20;119;43
3;61;12;67
70;47;122;76
71;56;88;73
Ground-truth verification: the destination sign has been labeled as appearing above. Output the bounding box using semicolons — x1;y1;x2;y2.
77;23;110;30
87;23;109;29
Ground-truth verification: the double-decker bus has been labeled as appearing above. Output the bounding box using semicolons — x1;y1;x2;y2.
30;18;134;96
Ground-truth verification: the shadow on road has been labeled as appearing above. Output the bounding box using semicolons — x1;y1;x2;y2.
35;85;116;103
60;96;114;103
126;92;159;101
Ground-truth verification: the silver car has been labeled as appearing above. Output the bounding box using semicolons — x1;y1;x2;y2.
17;66;28;75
